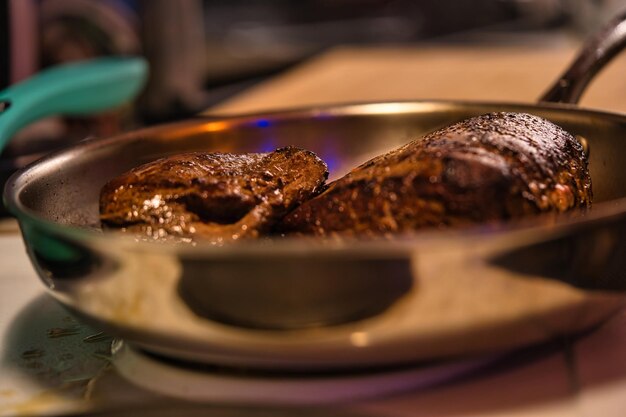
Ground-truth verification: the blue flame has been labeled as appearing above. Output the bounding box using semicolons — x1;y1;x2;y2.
255;119;270;128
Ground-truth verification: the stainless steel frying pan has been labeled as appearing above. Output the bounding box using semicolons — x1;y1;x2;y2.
4;14;626;371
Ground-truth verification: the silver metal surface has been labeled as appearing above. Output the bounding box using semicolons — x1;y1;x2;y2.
4;100;626;370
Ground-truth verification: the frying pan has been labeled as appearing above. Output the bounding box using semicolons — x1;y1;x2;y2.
4;14;626;371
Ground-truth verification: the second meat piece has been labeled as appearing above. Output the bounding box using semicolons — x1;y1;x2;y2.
279;112;592;237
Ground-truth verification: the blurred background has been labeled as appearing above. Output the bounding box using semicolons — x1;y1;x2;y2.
0;0;625;201
3;0;625;118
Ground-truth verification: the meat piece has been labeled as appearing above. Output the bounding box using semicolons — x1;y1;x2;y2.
100;146;328;243
279;112;592;237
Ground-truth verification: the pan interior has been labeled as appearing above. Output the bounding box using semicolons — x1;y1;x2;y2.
11;101;626;230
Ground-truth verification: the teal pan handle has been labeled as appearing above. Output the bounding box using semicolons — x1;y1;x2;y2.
0;56;149;153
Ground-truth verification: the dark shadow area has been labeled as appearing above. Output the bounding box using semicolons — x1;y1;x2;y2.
178;256;413;330
490;221;626;291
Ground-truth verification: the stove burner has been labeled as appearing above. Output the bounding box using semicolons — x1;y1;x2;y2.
111;340;491;405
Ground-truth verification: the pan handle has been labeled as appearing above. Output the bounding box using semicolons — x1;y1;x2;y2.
540;11;626;104
0;56;148;153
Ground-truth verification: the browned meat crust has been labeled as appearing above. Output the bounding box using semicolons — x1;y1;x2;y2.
99;146;328;243
279;112;592;237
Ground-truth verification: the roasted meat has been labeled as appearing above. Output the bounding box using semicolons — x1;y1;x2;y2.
279;112;592;237
99;146;328;243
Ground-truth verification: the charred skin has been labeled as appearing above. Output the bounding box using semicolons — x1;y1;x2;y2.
99;146;328;243
279;113;592;237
